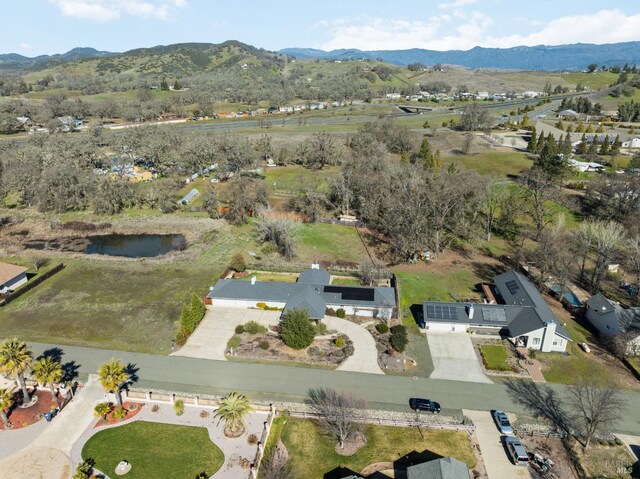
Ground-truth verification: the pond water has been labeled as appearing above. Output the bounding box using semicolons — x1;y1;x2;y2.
85;234;186;258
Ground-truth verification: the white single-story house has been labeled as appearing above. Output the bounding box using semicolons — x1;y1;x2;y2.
622;138;640;149
421;271;571;353
585;293;640;355
207;264;396;320
569;159;605;172
0;263;28;293
558;109;580;120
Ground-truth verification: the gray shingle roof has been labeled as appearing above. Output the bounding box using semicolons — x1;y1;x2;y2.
208;269;396;319
407;456;470;479
587;293;640;332
297;268;330;285
494;271;570;339
422;270;571;341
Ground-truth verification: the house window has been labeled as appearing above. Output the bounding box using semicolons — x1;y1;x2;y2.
532;338;540;346
607;325;610;330
553;340;559;346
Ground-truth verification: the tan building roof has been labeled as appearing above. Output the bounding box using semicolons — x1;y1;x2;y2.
0;263;28;285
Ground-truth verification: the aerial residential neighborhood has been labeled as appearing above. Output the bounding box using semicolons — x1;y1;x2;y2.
2;1;640;479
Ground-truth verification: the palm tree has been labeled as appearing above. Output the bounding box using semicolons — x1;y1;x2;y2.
214;392;251;436
0;388;14;427
98;359;129;408
0;338;33;404
32;356;63;400
93;402;112;421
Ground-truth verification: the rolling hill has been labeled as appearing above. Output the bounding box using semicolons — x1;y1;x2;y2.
280;42;640;71
19;41;285;80
0;47;115;70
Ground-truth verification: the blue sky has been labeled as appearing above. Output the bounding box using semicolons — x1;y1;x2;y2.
4;0;640;56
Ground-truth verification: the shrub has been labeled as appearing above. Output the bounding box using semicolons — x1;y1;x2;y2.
335;337;345;348
256;302;268;309
244;320;267;335
315;322;328;335
336;308;346;318
247;434;258;445
325;307;336;316
390;325;408;352
174;399;185;416
151;404;160;413
261;243;279;255
375;323;389;334
175;294;207;345
259;340;270;350
112;407;127;420
200;409;210;418
280;309;316;349
229;253;247;272
235;324;245;334
228;335;242;349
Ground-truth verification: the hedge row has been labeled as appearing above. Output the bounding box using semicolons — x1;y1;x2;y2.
176;294;207;345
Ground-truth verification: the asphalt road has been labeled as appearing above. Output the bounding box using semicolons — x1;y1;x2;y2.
28;342;640;436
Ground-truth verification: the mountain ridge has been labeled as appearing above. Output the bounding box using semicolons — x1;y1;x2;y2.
279;41;640;71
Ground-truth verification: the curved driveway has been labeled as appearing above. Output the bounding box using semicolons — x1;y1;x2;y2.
323;316;383;375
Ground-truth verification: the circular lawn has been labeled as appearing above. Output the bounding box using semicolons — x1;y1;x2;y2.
82;421;224;479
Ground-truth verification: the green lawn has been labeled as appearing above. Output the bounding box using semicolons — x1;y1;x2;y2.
274;418;475;479
262;165;340;194
394;268;482;314
82;421;224;479
536;317;613;385
295;223;368;265
479;345;513;371
445;151;533;177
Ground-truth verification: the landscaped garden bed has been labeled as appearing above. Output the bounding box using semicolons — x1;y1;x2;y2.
93;401;144;428
473;338;525;376
367;322;416;373
227;320;354;368
82;420;224;479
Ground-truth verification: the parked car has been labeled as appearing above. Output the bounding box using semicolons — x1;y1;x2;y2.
579;342;591;353
504;436;529;466
492;410;514;435
409;398;441;413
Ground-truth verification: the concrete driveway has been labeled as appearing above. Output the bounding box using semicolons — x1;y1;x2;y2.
324;316;383;375
465;410;531;479
173;307;282;361
427;332;492;383
174;308;383;374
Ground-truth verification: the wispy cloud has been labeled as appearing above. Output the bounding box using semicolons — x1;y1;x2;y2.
319;8;640;51
48;0;186;22
19;42;31;50
438;0;477;9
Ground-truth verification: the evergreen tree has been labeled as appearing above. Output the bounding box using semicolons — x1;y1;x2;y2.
599;136;610;155
612;134;622;154
586;141;598;160
527;127;538;152
576;133;588;155
537;131;545;152
561;133;573;156
417;137;434;168
160;78;169;91
173;80;181;90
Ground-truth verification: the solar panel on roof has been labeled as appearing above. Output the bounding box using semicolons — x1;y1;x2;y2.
505;280;520;295
425;304;458;320
482;308;507;323
323;285;375;302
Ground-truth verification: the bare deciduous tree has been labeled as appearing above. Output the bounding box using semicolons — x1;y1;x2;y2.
590;221;625;292
569;376;626;450
359;259;390;286
260;443;292;479
517;169;559;241
307;388;367;449
256;209;300;260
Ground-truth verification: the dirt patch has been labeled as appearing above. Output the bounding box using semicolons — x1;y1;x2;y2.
520;436;579;479
360;462;393;477
230;332;354;368
335;431;367;456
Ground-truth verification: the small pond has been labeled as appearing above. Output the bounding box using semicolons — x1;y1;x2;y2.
85;234;186;258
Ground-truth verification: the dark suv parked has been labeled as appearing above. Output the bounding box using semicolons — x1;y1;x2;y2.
409;398;441;413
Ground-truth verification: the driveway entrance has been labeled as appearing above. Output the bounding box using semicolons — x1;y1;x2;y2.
427;332;492;383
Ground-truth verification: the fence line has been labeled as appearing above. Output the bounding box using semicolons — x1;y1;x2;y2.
0;263;65;307
286;410;475;434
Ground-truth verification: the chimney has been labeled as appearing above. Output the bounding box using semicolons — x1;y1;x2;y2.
251;276;257;285
467;304;475;320
311;262;320;270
